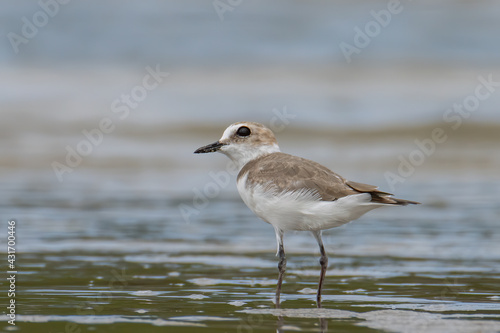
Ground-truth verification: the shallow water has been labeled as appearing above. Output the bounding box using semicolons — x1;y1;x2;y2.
2;173;500;332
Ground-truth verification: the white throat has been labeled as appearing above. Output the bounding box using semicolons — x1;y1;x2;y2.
221;143;280;171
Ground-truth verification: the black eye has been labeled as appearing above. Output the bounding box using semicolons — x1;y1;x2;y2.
236;126;251;137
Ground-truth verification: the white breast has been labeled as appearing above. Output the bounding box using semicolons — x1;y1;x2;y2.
236;173;383;232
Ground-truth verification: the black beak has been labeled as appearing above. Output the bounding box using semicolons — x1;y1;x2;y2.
194;141;226;154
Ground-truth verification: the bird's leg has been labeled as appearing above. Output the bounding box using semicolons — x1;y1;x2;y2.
276;244;286;308
274;228;286;309
313;231;328;308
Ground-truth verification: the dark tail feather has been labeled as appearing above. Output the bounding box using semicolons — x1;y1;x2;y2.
371;193;421;206
346;180;420;206
387;197;421;206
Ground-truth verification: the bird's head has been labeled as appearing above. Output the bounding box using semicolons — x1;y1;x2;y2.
194;121;280;169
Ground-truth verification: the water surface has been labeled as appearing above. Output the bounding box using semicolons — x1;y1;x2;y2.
1;173;500;332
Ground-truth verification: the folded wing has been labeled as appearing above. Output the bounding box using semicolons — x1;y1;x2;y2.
238;152;420;206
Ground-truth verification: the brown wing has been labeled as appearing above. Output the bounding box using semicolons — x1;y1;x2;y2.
238;152;420;205
238;153;359;201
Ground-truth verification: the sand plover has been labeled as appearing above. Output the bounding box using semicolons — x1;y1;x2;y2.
194;121;419;308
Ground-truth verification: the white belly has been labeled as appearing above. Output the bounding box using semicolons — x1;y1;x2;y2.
236;174;382;232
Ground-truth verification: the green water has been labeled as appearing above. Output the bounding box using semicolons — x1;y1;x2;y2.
12;252;500;332
9;247;500;332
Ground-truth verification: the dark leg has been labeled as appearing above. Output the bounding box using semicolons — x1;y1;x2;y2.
274;228;286;308
319;318;328;333
313;231;328;308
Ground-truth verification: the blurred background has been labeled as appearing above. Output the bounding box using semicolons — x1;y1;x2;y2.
1;1;499;332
